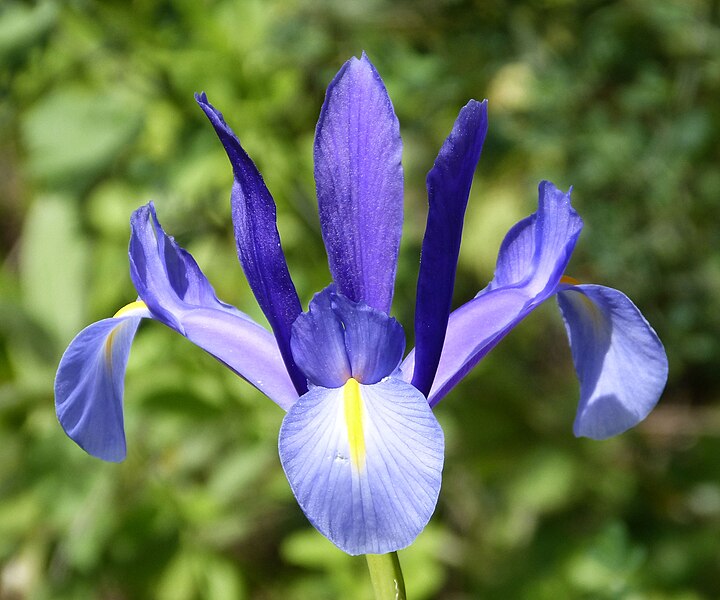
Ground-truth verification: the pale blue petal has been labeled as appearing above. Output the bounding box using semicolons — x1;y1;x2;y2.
557;284;668;439
403;181;583;403
55;303;150;462
278;377;444;555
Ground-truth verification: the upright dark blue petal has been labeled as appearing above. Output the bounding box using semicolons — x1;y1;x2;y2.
412;100;488;396
195;93;306;394
314;53;403;314
557;284;668;438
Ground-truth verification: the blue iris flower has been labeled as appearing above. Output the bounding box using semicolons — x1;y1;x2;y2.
55;54;668;555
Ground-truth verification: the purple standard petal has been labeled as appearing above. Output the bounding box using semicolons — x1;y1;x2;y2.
55;302;150;462
402;181;583;405
195;93;306;394
278;376;444;555
557;284;668;439
314;53;403;314
412;100;488;396
291;287;405;388
129;203;299;409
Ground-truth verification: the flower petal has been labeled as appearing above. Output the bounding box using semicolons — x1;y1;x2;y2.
195;93;306;394
290;287;352;389
314;53;403;314
404;182;584;404
55;303;150;462
129;203;299;408
487;181;583;299
412;100;488;396
330;292;405;384
291;287;405;387
278;376;444;555
401;287;530;405
557;284;668;439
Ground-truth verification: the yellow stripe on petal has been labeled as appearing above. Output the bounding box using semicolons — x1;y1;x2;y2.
343;378;366;472
560;275;581;286
113;300;147;318
105;301;148;367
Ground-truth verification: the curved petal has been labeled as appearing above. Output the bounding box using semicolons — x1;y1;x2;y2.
404;181;583;404
129;203;299;408
278;376;444;555
55;303;150;462
314;53;403;314
330;292;405;384
291;287;405;388
487;181;583;300
290;287;352;389
195;94;306;394
401;287;530;406
557;284;668;439
180;308;301;411
413;99;488;396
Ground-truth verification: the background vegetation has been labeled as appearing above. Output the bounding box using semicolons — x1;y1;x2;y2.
1;0;719;597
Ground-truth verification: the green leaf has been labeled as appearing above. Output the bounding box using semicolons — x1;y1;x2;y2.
19;194;88;349
22;88;142;188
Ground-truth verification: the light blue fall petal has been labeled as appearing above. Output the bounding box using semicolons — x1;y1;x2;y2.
314;53;403;314
55;303;149;462
404;181;585;405
400;287;530;405
278;376;444;555
557;284;668;439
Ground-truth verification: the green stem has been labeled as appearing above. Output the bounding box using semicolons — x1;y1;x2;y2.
365;552;407;600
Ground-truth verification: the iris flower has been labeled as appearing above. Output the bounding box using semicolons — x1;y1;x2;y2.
55;54;667;556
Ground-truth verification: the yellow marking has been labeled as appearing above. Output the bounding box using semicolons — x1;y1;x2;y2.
560;276;603;325
560;275;581;286
343;378;366;472
105;301;147;367
113;300;147;318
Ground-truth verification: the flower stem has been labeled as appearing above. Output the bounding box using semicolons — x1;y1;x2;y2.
365;552;407;600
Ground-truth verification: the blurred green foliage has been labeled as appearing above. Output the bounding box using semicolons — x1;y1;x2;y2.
1;0;719;598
